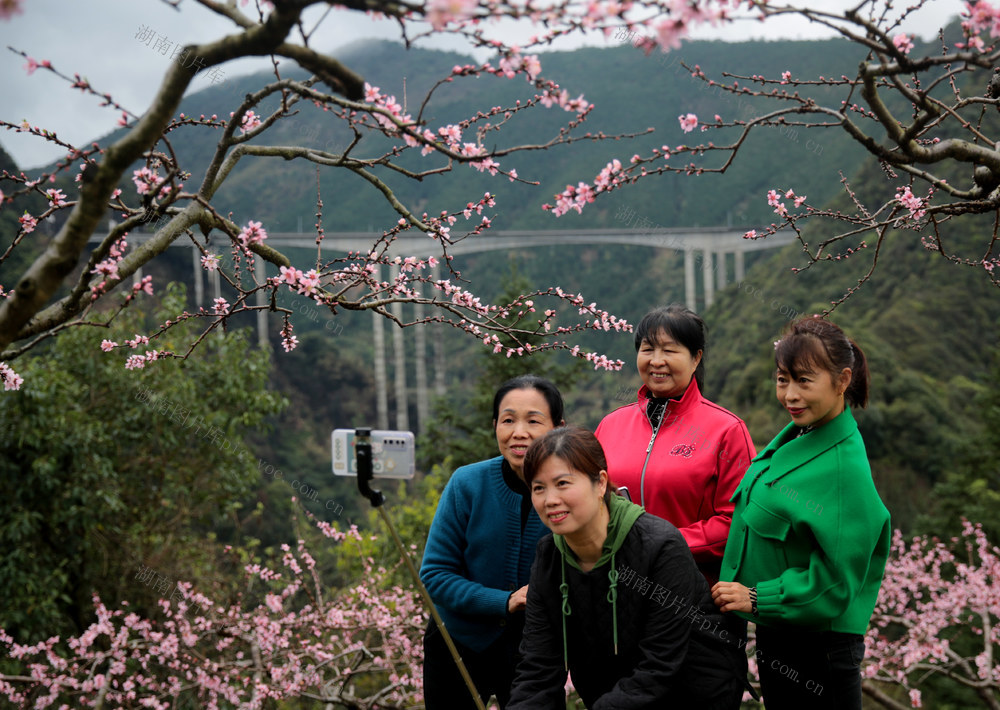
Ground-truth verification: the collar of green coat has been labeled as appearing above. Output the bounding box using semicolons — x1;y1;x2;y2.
747;407;859;485
554;494;645;572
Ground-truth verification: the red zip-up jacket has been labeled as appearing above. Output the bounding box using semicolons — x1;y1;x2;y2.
595;378;755;582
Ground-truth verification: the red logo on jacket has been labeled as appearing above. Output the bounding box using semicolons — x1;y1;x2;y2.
669;443;696;458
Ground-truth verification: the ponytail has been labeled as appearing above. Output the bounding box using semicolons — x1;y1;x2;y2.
845;340;869;409
775;317;870;409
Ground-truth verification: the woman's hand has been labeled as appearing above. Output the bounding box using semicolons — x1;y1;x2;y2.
507;585;528;613
711;581;753;614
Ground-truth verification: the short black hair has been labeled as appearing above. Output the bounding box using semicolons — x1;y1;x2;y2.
491;375;565;425
633;304;706;390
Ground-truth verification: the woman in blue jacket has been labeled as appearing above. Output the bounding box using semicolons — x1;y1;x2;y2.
419;375;565;710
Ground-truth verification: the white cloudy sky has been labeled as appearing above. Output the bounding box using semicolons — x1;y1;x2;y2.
0;0;964;170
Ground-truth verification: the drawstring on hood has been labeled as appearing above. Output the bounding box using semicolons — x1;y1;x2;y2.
559;564;571;670
553;494;644;670
606;562;620;655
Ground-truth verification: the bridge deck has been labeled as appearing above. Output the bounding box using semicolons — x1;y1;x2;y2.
121;227;794;255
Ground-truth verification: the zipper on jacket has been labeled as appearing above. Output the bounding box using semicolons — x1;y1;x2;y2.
638;402;667;507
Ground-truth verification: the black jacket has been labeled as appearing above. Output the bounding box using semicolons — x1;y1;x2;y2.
509;512;746;709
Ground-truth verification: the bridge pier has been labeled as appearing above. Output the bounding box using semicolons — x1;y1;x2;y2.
192;245;204;307
684;248;696;310
432;263;447;398
372;264;390;430
702;248;715;308
210;266;221;305
413;281;431;433
694;248;744;310
390;266;410;431
255;253;268;349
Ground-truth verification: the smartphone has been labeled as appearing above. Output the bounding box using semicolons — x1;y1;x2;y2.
331;429;416;479
617;485;632;502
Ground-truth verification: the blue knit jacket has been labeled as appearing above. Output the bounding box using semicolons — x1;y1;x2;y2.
419;456;549;652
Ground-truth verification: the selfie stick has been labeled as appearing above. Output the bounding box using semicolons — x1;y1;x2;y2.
354;429;486;710
353;428;385;507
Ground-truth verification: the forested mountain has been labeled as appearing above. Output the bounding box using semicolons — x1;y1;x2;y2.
248;36;994;534
4;27;997;552
90;35;873;233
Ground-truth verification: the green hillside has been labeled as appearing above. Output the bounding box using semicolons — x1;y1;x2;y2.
58;35;872;233
4;31;998;538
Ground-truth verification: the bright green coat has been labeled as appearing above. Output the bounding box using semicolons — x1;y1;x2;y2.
719;408;891;634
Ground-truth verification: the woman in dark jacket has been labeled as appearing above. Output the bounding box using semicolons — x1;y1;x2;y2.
509;426;745;710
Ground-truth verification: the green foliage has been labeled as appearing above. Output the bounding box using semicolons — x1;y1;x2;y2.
336;462;453;589
0;283;286;643
222;320;379;550
916;349;1000;543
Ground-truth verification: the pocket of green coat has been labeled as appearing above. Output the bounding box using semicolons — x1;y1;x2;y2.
743;500;791;541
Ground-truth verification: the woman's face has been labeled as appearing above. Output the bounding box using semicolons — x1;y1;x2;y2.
776;363;851;429
494;388;556;476
530;455;608;539
636;328;702;399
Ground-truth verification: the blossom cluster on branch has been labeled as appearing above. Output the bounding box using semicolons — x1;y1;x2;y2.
862;520;1000;709
3;519;998;708
0;0;674;388
0;518;428;709
4;0;1000;384
539;0;1000;311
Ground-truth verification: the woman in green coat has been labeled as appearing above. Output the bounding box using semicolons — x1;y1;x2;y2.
711;317;890;710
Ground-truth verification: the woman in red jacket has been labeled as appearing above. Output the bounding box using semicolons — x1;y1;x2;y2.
595;304;755;584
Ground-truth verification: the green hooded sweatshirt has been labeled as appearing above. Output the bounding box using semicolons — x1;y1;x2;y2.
551;494;645;667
